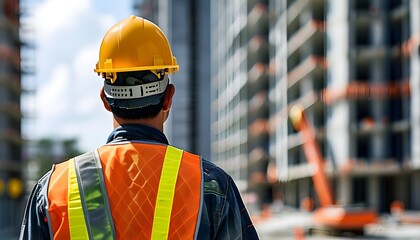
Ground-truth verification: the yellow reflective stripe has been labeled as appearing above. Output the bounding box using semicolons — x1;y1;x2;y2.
68;158;90;240
151;146;183;240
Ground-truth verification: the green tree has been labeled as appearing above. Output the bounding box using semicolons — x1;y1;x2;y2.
25;138;83;181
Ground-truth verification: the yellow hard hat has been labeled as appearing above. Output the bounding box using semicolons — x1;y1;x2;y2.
94;15;179;83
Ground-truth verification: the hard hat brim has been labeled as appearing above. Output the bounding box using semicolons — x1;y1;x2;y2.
94;65;179;74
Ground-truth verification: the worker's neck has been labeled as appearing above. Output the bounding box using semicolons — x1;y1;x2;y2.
113;116;164;132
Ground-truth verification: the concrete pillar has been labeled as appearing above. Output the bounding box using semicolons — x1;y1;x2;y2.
298;178;310;203
326;0;351;168
411;172;420;210
368;176;380;210
276;1;289;182
394;176;406;204
370;0;388;161
285;181;298;207
409;0;420;167
336;174;352;205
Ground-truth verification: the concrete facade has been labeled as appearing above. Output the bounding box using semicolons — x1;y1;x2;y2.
210;0;271;209
0;0;23;237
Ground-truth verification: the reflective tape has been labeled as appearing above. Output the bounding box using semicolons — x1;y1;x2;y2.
74;151;116;239
68;151;116;239
68;158;89;239
151;146;183;240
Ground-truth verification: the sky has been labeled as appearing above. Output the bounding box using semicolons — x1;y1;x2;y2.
21;0;133;152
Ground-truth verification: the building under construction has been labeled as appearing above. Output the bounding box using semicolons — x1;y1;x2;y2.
270;0;418;213
0;0;24;237
211;0;420;214
211;0;271;211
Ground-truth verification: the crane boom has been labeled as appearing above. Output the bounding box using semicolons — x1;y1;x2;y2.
290;105;334;207
289;105;377;233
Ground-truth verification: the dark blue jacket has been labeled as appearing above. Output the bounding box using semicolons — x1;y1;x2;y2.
20;124;259;239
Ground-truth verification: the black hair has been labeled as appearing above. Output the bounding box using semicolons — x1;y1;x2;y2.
105;70;167;120
108;92;166;119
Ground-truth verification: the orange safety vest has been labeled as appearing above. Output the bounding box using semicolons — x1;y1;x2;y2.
47;142;203;239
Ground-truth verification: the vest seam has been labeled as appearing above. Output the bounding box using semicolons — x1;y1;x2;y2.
194;156;204;240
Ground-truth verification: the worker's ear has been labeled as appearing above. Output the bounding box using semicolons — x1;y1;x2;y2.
100;87;112;112
162;84;175;112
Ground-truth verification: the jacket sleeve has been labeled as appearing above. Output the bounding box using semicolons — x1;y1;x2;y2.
217;175;259;240
19;172;52;240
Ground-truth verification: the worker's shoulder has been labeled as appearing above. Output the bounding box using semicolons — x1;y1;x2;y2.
26;168;53;203
201;158;228;177
201;158;235;197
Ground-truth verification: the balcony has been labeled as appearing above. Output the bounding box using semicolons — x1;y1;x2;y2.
0;74;20;96
287;55;326;89
248;62;269;94
1;128;23;146
247;3;268;35
249;90;268;116
288;20;325;58
248;35;269;66
0;104;20;122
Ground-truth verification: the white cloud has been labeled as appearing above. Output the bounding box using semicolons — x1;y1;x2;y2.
35;64;71;120
25;0;132;151
34;0;91;40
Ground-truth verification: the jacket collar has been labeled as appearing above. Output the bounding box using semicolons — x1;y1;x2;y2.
106;124;169;145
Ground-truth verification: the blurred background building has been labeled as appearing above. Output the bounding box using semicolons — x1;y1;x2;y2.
0;0;23;237
271;0;419;213
211;0;272;211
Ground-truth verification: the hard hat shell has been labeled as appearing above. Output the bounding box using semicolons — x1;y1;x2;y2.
94;15;178;82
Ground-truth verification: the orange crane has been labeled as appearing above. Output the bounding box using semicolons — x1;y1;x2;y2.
289;105;377;234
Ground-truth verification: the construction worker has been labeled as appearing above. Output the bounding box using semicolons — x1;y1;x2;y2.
19;16;258;239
